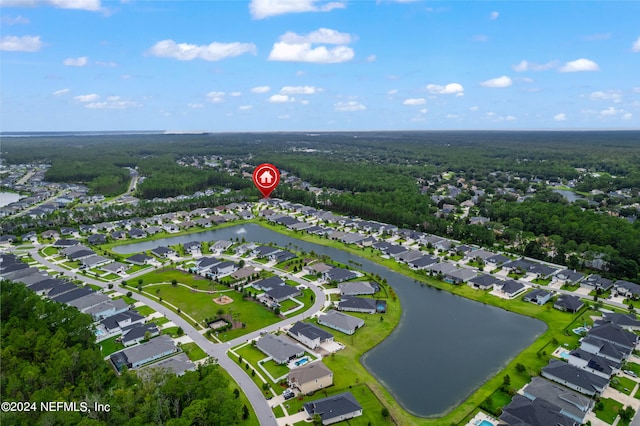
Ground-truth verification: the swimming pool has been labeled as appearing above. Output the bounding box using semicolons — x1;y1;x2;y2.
479;420;495;426
95;329;105;336
573;326;589;334
295;357;309;367
558;349;571;360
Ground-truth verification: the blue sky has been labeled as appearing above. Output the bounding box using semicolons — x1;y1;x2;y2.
1;0;639;131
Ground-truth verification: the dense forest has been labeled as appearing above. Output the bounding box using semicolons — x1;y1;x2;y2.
0;280;248;426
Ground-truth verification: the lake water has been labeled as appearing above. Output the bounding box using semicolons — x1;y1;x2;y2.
0;192;23;207
553;189;584;203
114;223;546;417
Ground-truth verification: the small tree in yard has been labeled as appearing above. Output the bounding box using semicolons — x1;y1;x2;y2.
171;279;177;287
381;407;390;419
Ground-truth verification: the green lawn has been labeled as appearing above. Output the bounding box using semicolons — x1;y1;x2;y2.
162;326;180;337
594;398;623;424
113;295;137;305
611;375;637;395
181;342;207;361
261;359;289;380
43;246;59;256
532;278;552;285
100;335;124;357
625;362;640;377
136;268;212;288
135;305;156;317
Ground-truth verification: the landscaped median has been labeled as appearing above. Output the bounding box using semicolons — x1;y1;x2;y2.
257;219;598;425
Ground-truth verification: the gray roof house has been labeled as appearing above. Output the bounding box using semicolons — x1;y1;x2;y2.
255;334;305;364
141;352;196;377
602;312;640;330
580;337;630;364
568;348;620;379
407;255;438;270
554;295;584;313
126;254;154;265
317;310;365;335
288;322;334;349
523;288;553;305
521;377;593;425
100;310;145;334
85;298;130;321
288;361;333;395
253;276;285;291
338;281;377;296
614;280;640;300
555;269;584;283
580;274;614;292
264;285;301;303
303;392;363;425
323;268;358;283
500;394;576;426
110;335;176;372
151;246;177;258
337;297;377;314
67;292;111;312
443;267;477;284
497;280;526;297
541;359;608;396
468;274;500;290
588;322;639;351
121;323;160;346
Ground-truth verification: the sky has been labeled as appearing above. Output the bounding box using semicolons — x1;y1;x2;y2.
1;0;639;132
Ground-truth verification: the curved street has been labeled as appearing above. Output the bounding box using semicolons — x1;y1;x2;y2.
30;249;326;426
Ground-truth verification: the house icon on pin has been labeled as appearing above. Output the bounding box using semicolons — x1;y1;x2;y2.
259;170;273;184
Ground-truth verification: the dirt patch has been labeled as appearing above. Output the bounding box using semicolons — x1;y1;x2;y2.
212;295;234;305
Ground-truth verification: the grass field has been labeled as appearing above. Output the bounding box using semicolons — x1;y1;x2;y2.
135;305;156;317
100;335;124;357
181;342;207;361
611;375;637;396
595;397;623;424
136;268;212;288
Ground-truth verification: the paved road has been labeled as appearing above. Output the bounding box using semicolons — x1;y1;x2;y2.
30;248;326;426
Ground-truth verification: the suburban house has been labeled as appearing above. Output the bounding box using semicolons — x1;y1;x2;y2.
126;254;154;266
303;262;333;276
317;310;365;335
87;234;107;245
303;392;363;425
129;228;147;239
252;245;281;259
500;394;576;426
554;295;584;313
485;254;511;267
51;287;94;304
263;284;301;304
121;322;160;346
151;246;177;258
580;337;630;364
567;348;620;379
468;274;500;290
337;297;377;314
62;245;95;261
141;352;196;377
183;241;202;256
323;267;358;283
521;377;593;425
523;289;553;305
541;359;608;396
587;322;639;352
338;281;378;296
210;240;233;254
110;335;177;372
255;334;305;364
253;276;285;291
601;312;640;330
102;262;128;275
287;361;333;395
99;310;145;335
53;238;80;248
67;292;112;313
80;255;112;269
580;274;614;292
443;267;477;285
555;269;585;284
407;255;438;270
497;280;526;298
288;322;334;349
613;280;640;300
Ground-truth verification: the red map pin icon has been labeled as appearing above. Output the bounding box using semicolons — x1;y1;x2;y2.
252;163;280;199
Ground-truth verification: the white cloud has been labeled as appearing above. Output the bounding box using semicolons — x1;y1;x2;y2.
268;28;355;64
480;76;512;88
187;103;204;109
490;11;499;20
589;90;622;103
249;0;345;19
74;93;99;102
446;114;459;119
230;91;242;97
63;56;89;67
269;94;294;103
600;107;619;116
334;101;365;111
633;36;640;52
426;83;464;95
280;28;353;45
148;39;257;61
53;88;70;96
559;58;599;72
469;106;479;112
419;108;428;114
367;54;377;62
387;89;398;95
403;98;426;105
268;41;353;63
85;99;140;109
251;86;271;94
207;91;225;103
278;114;290;119
505;115;516;121
0;35;43;52
239;105;253;110
2;15;30;25
280;85;322;95
622;112;633;120
300;99;310;105
553;113;567;121
0;0;102;11
512;59;557;72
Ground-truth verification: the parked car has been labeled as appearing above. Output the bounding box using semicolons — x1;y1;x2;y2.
282;389;295;400
624;370;637;378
